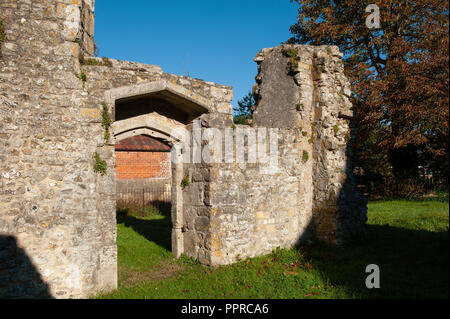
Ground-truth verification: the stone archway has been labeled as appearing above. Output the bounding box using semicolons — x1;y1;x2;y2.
104;81;211;259
112;115;186;257
104;79;213;121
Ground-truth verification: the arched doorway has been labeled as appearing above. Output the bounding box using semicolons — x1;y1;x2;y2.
105;81;211;258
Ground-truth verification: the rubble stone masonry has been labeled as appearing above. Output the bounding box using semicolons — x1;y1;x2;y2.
0;0;366;298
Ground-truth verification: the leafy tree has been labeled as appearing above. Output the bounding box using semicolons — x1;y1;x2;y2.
288;0;449;194
233;91;255;124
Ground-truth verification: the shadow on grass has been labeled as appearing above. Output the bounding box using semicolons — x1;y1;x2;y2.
297;224;449;299
114;207;448;298
117;208;172;252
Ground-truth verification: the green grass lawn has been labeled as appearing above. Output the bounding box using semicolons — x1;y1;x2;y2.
95;200;449;299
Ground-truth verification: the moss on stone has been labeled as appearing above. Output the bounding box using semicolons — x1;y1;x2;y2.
101;57;113;67
283;47;298;58
181;173;190;189
282;46;300;75
302;150;309;163
288;57;299;74
333;125;339;134
77;71;87;82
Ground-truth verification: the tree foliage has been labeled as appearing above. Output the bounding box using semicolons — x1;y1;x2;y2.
289;0;449;194
233;91;255;124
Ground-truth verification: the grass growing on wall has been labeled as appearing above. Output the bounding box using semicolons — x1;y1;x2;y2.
79;54;113;67
95;200;449;299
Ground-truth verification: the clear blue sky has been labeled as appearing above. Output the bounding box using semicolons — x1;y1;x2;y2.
94;0;299;111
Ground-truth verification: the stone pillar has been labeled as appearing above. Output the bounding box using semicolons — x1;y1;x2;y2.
171;144;184;258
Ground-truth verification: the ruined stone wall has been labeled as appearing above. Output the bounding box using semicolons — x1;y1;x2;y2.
0;0;233;298
193;45;367;265
0;0;365;299
202;128;314;265
254;45;367;245
82;60;234;267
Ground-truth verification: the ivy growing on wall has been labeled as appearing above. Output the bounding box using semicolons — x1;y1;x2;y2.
101;103;112;143
282;46;300;75
181;173;191;189
0;19;7;59
77;71;87;82
93;104;112;176
93;152;107;176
